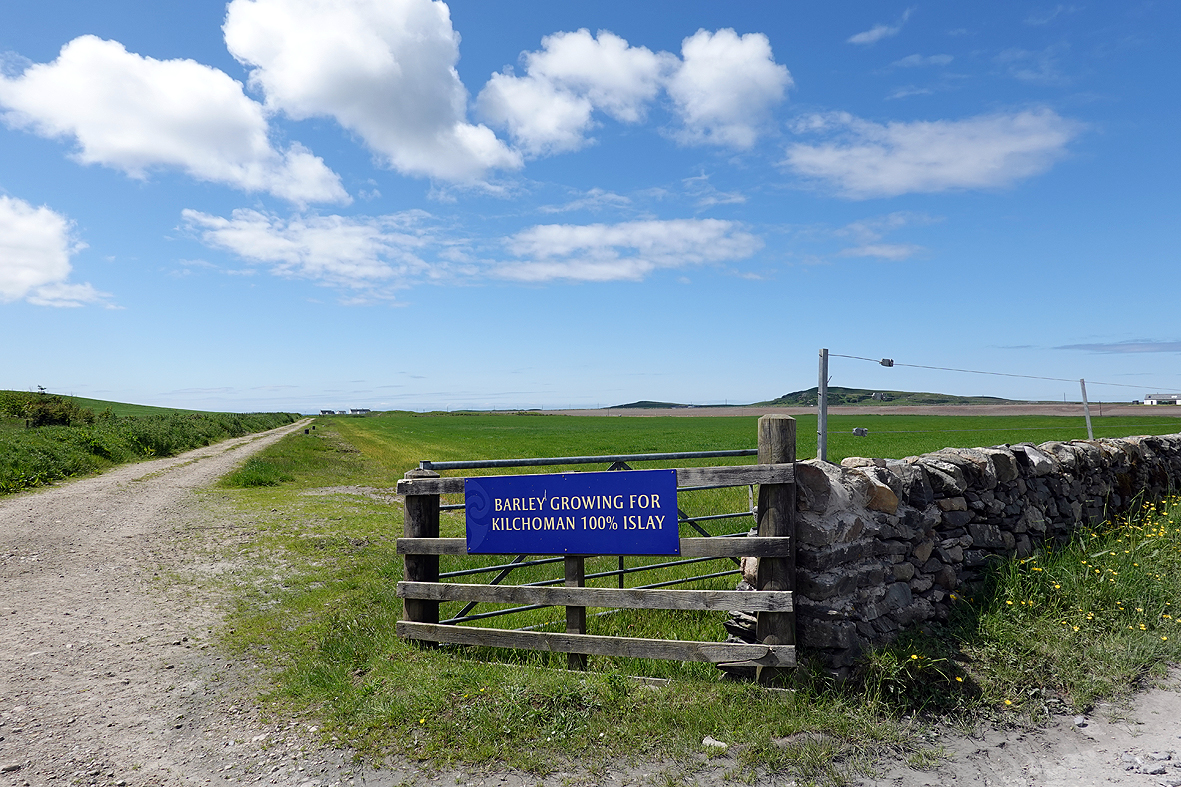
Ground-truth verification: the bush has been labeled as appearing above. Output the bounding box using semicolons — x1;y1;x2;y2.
0;391;95;426
0;410;297;495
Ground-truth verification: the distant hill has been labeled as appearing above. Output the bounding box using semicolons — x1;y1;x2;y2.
610;400;693;409
762;386;1017;407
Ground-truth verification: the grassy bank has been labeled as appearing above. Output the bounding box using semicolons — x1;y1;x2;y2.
0;390;297;494
199;413;1181;784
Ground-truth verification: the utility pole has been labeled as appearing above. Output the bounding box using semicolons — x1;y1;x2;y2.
817;348;829;462
1080;379;1094;440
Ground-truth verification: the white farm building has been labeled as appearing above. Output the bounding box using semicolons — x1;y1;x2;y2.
1143;394;1181;405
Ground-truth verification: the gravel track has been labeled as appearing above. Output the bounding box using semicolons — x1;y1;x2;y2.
0;421;366;787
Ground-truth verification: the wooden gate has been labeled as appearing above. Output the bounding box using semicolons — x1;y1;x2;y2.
395;414;798;675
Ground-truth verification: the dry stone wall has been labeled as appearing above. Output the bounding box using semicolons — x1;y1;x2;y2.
729;433;1181;676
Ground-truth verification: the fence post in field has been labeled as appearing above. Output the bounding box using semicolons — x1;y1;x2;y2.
755;414;797;682
1079;379;1094;440
817;348;829;462
403;468;441;626
565;556;588;670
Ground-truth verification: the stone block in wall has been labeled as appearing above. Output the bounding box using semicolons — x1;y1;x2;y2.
893;561;915;581
937;545;964;563
798;560;887;600
802;620;858;649
934;565;957;589
942;510;973;528
1042;442;1079;471
890;597;934;627
937;496;968;512
865;480;898;513
884;581;913;610
795;462;833;513
922;459;968;495
952;448;1000;490
969;522;1008;549
797;511;865;548
910;574;933;592
885;462;935;507
912;539;934;563
1015;534;1032;558
963;549;989;567
980;448;1020;483
797;540;876;571
1016;444;1055;476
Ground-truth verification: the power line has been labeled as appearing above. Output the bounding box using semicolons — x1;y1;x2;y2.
829;354;1181;394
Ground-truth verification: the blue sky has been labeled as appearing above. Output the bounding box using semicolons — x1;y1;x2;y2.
1;1;1177;412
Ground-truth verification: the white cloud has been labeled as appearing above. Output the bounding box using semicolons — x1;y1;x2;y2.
835;211;934;260
182;208;432;288
477;29;673;156
479;27;789;156
498;218;762;282
224;0;520;181
886;86;934;100
538;188;632;214
995;46;1069;85
0;195;107;307
681;173;746;208
838;243;924;260
785;108;1081;198
0;36;346;204
891;53;954;68
666;29;791;149
847;9;914;45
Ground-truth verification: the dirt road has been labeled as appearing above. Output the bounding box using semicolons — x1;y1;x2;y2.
3;421;1180;787
0;421;365;787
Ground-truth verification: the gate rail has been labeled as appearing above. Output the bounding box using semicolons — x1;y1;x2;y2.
394;415;798;675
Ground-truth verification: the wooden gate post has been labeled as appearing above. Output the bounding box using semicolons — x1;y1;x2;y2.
403;468;441;626
565;556;588;670
754;415;797;681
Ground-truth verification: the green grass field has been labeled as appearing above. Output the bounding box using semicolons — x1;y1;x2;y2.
198;411;1181;783
61;394;206;417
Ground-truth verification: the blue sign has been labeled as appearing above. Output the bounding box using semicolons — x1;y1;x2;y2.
465;469;680;555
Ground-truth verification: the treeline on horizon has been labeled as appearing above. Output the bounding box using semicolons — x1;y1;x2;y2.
0;390;295;495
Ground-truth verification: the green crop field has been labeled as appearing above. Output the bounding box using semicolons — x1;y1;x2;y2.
202;411;1181;781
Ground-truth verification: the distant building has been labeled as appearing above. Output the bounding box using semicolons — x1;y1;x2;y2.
870;392;890;401
1143;394;1181;405
320;409;335;415
349;408;371;414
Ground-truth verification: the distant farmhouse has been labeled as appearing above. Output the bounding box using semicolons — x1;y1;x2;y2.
320;409;335;415
350;408;371;414
319;408;372;415
1144;394;1181;405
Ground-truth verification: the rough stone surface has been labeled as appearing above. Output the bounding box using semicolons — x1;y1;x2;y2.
735;433;1181;671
